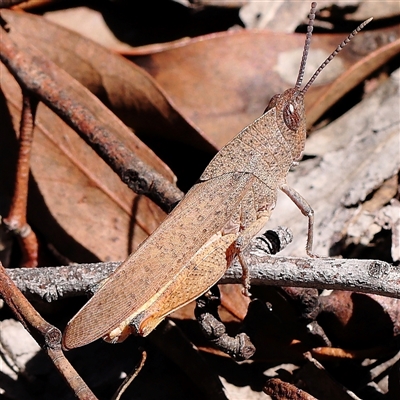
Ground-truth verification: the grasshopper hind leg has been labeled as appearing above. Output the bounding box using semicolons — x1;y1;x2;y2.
235;211;273;296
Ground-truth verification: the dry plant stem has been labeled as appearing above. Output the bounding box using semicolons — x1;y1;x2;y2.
300;352;363;399
0;26;183;212
224;256;399;299
2;91;38;267
111;350;147;400
264;378;317;400
5;256;397;301
0;262;97;400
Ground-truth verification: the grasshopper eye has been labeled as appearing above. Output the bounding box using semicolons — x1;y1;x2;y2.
283;102;301;131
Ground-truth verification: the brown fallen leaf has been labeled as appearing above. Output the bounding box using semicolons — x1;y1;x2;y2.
306;32;400;127
318;0;400;22
219;284;250;321
1;9;215;153
130;27;399;148
43;6;138;53
311;345;397;361
0;34;172;263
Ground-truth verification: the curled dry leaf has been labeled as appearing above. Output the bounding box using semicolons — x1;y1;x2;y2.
318;291;400;349
130;27;399;148
1;9;215;153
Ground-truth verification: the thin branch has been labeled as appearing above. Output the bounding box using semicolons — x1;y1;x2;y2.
224;255;399;299
5;256;397;302
0;262;97;400
111;350;147;400
2;91;38;267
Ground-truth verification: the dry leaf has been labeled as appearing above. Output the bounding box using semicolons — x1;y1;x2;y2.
0;61;168;262
318;291;400;348
1;9;215;152
130;28;398;148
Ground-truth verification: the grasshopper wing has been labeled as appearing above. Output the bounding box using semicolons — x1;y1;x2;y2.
133;230;238;336
63;172;253;349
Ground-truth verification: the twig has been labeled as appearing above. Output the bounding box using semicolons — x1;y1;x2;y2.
2;91;38;267
195;285;256;360
0;262;97;400
264;378;317;400
0;24;183;212
5;256;397;301
6;261;121;301
224;255;399;299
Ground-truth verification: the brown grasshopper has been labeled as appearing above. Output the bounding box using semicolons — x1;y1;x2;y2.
62;2;372;350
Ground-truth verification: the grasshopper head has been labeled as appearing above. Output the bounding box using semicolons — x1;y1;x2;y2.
262;2;372;164
264;88;307;163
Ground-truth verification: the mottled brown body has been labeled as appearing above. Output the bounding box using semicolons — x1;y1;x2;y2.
62;3;371;350
63;102;305;349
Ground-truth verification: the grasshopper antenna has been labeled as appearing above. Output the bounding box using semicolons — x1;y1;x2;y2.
301;16;373;94
295;1;318;90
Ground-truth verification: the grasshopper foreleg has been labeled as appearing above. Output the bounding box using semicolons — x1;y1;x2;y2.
280;183;316;257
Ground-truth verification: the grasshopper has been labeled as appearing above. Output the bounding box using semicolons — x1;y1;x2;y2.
62;2;372;350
